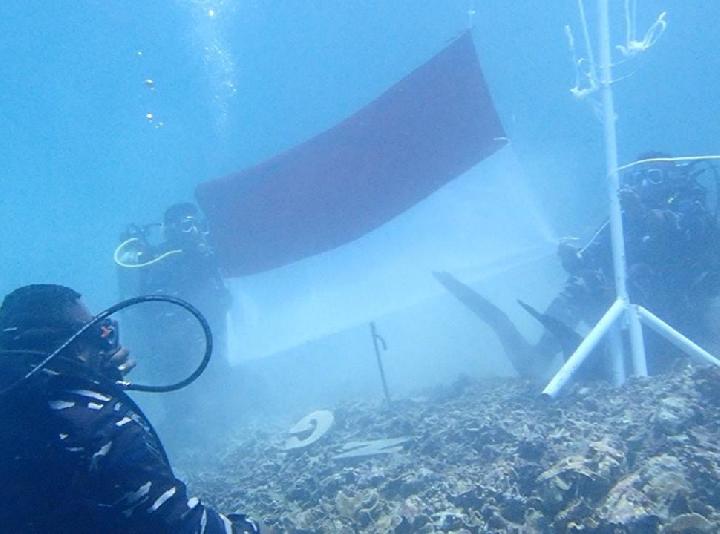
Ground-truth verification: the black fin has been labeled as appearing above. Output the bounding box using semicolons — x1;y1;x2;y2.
517;300;583;361
433;271;536;377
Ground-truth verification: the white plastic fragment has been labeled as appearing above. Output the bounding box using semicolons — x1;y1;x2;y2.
333;437;410;460
281;410;334;450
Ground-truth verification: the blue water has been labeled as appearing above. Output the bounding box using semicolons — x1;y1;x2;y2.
2;1;719;374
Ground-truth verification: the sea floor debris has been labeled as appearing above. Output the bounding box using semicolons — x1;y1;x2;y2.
183;362;720;533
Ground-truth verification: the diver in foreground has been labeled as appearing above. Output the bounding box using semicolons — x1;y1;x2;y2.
436;155;720;379
0;284;260;533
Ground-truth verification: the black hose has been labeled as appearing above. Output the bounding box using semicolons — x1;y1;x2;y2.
0;295;212;396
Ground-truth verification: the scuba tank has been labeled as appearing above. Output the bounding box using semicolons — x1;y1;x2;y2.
113;223;184;361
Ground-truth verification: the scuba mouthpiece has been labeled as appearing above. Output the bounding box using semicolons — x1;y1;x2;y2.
97;318;119;353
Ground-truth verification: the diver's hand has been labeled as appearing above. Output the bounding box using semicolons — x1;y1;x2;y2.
104;346;136;378
557;237;581;273
618;186;643;218
227;513;269;533
557;236;580;257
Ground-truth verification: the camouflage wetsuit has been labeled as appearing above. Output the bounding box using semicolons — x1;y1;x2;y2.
0;357;258;533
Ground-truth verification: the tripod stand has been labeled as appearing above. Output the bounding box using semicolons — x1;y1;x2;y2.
543;0;720;397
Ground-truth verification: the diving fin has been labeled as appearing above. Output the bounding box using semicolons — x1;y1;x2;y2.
433;271;536;378
516;300;583;361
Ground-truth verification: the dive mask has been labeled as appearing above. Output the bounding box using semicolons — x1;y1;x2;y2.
177;216;209;235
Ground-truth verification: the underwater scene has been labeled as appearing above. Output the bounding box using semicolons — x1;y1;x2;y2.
2;1;720;532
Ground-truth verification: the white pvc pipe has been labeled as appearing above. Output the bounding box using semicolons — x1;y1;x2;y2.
627;304;648;376
598;0;647;374
543;298;625;397
636;305;720;368
608;325;626;385
598;0;628;301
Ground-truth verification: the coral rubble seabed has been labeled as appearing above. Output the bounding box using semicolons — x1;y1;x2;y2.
184;363;720;533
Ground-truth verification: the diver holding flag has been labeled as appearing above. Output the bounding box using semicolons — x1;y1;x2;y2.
436;156;720;379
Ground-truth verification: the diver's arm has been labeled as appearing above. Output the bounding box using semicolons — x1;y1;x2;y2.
48;385;259;533
619;186;678;231
557;220;611;275
562;184;675;273
557;237;584;273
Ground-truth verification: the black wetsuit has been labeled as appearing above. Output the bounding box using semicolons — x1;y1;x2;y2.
141;243;231;322
0;357;257;533
139;242;232;372
542;189;720;371
129;241;235;443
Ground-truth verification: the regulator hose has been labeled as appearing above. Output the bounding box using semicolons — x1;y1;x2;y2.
114;237;182;269
0;295;212;396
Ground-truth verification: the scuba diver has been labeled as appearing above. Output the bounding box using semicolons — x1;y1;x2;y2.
115;202;235;444
435;153;720;379
0;284;261;533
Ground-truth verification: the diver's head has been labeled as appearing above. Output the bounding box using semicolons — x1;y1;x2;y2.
622;151;697;208
0;284;119;367
163;202;209;248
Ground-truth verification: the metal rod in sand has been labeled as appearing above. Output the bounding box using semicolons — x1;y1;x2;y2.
370;322;392;404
